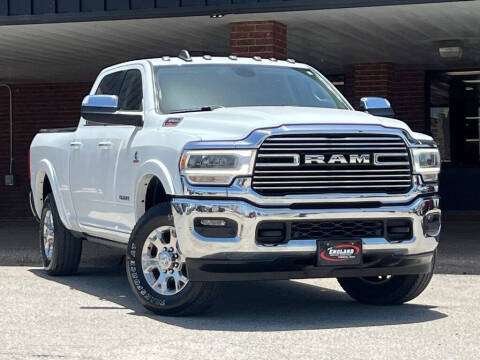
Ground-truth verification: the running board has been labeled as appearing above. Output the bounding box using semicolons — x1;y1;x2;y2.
84;235;127;250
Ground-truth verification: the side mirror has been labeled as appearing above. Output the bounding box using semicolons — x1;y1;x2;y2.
81;95;143;126
359;97;395;118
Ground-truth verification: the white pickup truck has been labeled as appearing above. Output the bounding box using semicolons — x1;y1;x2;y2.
30;52;441;315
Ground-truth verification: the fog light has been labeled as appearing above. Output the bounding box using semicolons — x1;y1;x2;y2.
194;218;238;238
200;219;227;227
423;212;441;237
386;219;412;241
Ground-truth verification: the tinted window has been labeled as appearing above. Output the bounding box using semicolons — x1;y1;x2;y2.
154;65;349;114
118;70;143;111
96;71;125;96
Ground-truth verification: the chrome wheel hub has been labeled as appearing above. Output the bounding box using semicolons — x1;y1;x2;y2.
141;226;189;296
43;209;55;261
159;251;173;269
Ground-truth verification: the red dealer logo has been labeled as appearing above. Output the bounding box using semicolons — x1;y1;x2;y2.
320;244;361;262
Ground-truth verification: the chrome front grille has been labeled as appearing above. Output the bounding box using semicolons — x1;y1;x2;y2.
252;133;413;196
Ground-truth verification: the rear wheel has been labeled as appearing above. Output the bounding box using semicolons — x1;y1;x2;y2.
337;253;435;305
40;194;82;275
126;203;218;316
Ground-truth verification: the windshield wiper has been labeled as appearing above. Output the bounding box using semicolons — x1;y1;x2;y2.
169;105;223;114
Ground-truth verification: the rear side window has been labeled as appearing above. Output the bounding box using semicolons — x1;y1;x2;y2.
118;70;143;111
96;71;125;96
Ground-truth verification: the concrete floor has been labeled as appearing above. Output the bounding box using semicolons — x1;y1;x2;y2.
0;268;478;360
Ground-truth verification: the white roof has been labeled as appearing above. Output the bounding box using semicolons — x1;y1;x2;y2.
104;56;310;72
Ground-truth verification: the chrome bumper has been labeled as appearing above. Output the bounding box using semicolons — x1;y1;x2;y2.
171;196;440;260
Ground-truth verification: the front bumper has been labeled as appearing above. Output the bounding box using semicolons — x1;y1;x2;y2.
171;196;440;281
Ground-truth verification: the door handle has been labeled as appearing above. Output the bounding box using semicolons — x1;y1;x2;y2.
98;141;113;150
70;142;82;150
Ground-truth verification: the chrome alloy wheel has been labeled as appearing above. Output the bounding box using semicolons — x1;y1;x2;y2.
43;209;55;261
141;226;189;296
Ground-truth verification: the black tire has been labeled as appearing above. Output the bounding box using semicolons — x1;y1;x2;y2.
126;202;218;316
337;253;436;305
40;194;82;276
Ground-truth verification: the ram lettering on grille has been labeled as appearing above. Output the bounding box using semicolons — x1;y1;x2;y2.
252;133;413;196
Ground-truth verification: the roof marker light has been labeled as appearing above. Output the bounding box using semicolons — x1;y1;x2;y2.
253;56;262;61
162;56;170;61
269;58;278;62
228;55;238;60
286;58;296;64
203;55;212;60
178;49;192;62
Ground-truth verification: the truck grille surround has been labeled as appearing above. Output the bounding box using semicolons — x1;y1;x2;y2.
252;133;413;196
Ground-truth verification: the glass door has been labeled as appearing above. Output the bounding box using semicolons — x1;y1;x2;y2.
428;71;480;164
428;70;480;210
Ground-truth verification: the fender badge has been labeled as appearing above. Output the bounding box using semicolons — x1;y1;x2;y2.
133;151;140;163
163;117;183;127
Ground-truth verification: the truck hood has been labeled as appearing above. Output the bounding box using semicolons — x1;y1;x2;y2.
170;106;417;141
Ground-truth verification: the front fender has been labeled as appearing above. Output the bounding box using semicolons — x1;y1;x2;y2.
134;159;180;220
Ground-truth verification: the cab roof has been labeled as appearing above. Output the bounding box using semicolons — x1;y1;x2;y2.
103;55;310;73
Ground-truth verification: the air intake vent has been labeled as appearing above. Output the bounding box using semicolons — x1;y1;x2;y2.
252;133;412;196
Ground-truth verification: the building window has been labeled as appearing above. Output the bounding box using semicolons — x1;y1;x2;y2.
428;71;480;164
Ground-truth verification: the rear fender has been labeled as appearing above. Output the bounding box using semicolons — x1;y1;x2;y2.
34;159;73;229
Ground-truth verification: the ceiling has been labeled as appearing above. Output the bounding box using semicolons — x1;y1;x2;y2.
0;0;479;83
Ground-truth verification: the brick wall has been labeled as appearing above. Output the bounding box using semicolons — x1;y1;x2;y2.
230;20;287;59
393;69;426;133
344;63;426;132
0;83;92;218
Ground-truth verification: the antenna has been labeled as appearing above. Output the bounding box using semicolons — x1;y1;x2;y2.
178;49;192;62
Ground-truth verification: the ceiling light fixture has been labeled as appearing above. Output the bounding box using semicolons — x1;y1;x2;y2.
462;79;480;84
446;70;480;76
439;46;462;59
438;40;463;59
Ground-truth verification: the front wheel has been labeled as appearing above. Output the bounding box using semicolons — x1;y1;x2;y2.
126;203;218;316
337;253;436;305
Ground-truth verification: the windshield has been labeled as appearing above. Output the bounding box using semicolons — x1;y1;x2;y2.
154;64;350;114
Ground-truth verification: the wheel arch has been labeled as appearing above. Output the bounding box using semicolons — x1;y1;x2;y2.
134;160;177;221
33;159;72;229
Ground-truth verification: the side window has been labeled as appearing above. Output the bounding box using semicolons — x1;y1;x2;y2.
118;70;143;111
95;71;125;96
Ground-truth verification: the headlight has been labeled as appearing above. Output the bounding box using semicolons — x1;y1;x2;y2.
180;150;255;185
411;148;441;182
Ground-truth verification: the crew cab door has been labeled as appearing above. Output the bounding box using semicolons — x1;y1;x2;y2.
69;68;143;239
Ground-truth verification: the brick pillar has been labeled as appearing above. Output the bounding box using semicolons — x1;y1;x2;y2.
348;63;396;108
344;63;425;132
230;20;287;59
393;69;426;132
